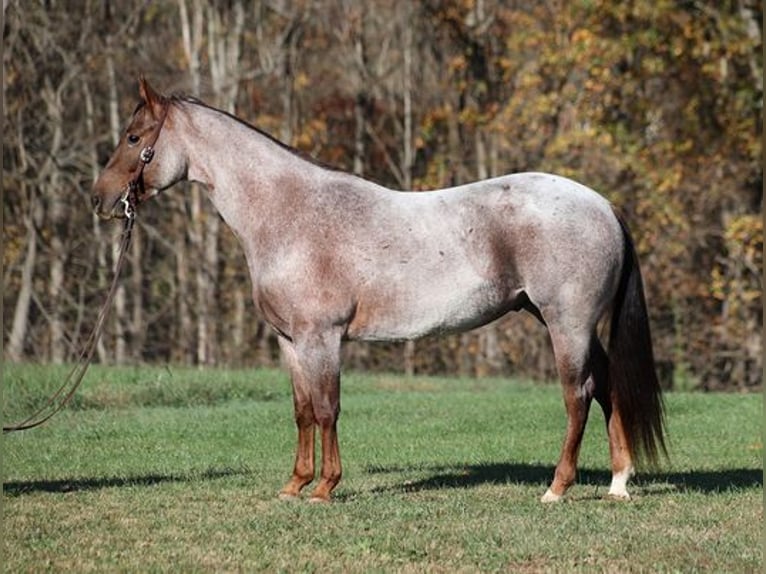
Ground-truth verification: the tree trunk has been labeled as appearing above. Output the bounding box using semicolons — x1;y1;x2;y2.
232;286;245;364
174;218;193;363
200;0;245;366
179;0;211;365
401;5;416;376
352;13;368;177
83;77;109;363
130;228;145;359
280;21;301;144
177;0;203;94
7;212;36;362
106;51;128;364
190;191;210;365
40;79;66;363
6;101;35;362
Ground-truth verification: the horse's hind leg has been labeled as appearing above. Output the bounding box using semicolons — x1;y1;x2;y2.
541;327;598;503
589;340;635;500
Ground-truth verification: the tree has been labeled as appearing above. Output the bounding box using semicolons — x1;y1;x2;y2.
3;0;761;389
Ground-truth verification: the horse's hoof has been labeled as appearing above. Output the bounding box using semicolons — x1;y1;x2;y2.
540;488;563;503
278;492;300;502
605;492;631;502
308;495;331;504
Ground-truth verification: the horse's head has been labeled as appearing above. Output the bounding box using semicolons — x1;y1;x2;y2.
92;77;183;219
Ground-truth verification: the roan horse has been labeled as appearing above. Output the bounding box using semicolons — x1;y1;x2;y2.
93;78;665;503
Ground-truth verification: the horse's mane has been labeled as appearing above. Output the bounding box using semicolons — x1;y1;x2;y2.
167;93;341;173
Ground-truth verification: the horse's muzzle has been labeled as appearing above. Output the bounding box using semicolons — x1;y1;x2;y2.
91;194;102;214
91;193;125;220
91;194;113;220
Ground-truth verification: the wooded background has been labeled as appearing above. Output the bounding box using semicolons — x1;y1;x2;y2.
3;1;762;390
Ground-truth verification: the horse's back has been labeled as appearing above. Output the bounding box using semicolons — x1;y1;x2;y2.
343;172;624;341
433;172;624;276
454;172;615;221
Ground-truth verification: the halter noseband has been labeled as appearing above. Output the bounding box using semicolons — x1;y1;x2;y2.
121;101;169;219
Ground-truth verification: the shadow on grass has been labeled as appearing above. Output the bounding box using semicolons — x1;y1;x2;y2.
3;466;251;497
366;462;763;495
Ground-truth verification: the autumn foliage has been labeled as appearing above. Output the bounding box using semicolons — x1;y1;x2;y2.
3;1;762;390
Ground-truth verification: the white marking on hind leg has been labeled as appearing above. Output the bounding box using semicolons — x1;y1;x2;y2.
607;466;635;500
540;488;563;503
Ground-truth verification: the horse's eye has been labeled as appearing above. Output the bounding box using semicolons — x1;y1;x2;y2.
127;134;140;145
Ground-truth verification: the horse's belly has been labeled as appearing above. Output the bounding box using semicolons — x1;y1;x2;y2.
347;277;519;342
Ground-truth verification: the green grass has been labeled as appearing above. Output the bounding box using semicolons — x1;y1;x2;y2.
3;364;763;572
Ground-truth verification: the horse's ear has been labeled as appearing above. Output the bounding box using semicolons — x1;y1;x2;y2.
138;76;165;116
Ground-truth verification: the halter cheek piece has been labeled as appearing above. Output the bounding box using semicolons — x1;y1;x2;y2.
120;146;155;219
121;102;168;220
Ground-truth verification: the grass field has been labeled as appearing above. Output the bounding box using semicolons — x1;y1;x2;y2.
3;364;763;572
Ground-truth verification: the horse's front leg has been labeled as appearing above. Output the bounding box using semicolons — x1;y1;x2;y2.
277;330;343;503
310;399;341;503
278;336;317;499
279;412;316;499
305;330;342;503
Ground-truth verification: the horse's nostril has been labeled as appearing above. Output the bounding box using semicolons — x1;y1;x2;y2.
91;194;102;212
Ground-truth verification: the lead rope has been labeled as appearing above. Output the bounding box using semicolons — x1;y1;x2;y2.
4;101;168;434
3;212;135;433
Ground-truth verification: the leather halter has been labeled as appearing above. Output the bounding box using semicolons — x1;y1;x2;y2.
120;100;169;219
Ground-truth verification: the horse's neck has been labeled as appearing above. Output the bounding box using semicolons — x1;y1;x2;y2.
180;102;326;235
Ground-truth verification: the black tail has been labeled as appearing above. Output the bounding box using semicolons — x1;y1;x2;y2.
609;213;667;466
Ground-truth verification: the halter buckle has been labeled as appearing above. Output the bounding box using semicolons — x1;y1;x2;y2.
139;146;155;164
